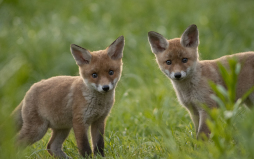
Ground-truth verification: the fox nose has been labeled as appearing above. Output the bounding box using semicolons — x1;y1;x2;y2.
174;72;182;79
102;85;109;91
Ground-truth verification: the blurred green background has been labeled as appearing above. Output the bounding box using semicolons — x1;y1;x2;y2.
1;0;254;158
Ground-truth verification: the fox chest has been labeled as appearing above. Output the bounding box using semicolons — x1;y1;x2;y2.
82;94;114;124
178;90;204;106
174;82;214;109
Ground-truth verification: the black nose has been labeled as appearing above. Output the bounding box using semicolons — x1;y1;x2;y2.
102;85;109;91
174;72;182;79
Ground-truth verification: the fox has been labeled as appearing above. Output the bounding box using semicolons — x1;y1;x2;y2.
148;24;254;139
11;35;125;158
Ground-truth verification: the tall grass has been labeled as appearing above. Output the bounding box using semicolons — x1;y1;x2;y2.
1;0;254;158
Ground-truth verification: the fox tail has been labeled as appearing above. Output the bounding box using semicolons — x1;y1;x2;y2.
11;101;23;132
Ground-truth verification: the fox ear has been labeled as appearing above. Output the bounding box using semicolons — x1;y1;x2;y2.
148;31;169;54
70;44;92;65
180;24;199;48
107;36;125;60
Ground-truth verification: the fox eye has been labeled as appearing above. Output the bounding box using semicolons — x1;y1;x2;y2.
92;73;98;78
182;58;188;63
166;60;171;65
109;70;114;75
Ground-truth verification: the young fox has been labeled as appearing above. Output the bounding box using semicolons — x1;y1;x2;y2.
12;36;125;158
148;24;254;138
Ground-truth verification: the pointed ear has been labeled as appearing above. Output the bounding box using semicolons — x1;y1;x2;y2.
148;31;169;54
107;36;125;60
180;24;199;48
70;44;92;65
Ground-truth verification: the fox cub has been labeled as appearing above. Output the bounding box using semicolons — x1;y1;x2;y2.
12;36;125;158
148;24;254;139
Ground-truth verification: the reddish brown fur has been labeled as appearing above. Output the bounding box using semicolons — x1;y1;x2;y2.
80;49;122;87
12;36;124;158
148;25;254;139
156;38;198;75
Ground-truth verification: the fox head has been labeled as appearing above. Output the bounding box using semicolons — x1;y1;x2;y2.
148;24;199;81
70;36;124;93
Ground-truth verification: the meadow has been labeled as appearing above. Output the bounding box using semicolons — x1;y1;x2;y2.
1;0;254;158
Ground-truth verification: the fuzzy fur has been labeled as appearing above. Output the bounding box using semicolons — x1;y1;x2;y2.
12;36;125;158
148;24;254;139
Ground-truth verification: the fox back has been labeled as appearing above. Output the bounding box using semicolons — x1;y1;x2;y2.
13;36;125;158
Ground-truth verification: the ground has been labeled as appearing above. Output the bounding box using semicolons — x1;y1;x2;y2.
0;0;254;158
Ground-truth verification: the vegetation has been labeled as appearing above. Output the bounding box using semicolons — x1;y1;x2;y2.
1;0;254;158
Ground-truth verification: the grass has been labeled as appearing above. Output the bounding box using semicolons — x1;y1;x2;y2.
1;0;254;158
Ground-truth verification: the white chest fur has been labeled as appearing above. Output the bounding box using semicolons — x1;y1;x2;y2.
81;88;114;124
172;76;210;110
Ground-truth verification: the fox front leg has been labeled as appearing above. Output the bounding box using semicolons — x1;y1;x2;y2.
73;121;92;157
91;117;106;157
197;110;210;139
188;105;200;134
